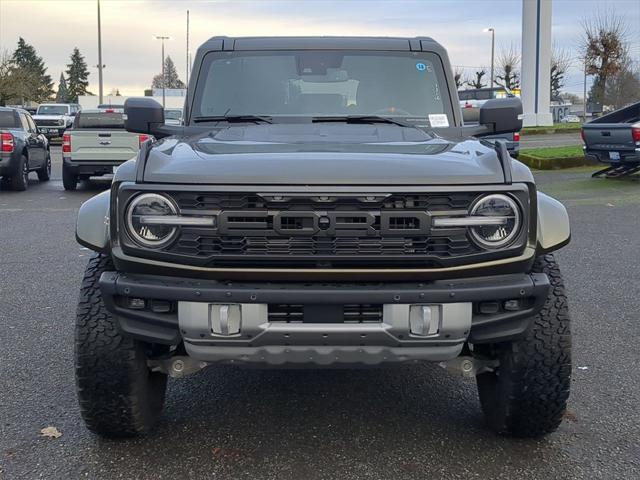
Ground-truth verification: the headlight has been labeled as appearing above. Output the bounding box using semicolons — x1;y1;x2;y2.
469;194;521;248
58;119;65;126
125;193;177;247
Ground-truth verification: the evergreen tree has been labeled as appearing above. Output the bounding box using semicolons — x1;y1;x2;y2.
66;48;90;102
55;72;69;103
151;56;186;89
10;37;54;102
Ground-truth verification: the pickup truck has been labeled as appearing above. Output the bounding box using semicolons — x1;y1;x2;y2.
62;109;150;190
74;36;572;439
582;101;640;177
0;106;50;191
32;103;80;140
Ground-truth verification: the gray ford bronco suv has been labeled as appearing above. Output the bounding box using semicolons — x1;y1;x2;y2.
74;37;571;438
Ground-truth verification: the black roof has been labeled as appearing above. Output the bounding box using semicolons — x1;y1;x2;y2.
198;36;443;53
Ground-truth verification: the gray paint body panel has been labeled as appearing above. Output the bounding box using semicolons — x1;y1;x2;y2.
76;189;110;252
536;192;570;253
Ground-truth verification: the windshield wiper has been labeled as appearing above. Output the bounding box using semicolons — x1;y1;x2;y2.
312;115;414;128
192;115;273;124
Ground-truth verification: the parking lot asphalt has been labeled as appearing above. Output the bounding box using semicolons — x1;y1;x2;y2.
1;148;639;479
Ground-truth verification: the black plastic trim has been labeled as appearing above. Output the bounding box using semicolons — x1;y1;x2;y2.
98;271;549;345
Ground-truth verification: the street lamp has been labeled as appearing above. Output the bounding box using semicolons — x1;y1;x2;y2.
153;35;171;108
483;28;495;89
97;0;103;104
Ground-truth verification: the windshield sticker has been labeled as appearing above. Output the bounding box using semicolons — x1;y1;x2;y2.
428;114;449;128
415;62;426;71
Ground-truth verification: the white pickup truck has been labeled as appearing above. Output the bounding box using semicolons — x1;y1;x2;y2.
62;109;150;190
32;103;80;140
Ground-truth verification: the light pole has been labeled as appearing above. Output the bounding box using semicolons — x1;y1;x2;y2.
484;28;495;89
186;10;190;87
154;35;170;108
97;0;104;104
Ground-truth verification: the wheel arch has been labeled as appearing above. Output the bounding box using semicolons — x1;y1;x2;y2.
76;189;111;253
536;192;570;254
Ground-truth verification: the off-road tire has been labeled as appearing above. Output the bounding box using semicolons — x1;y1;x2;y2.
10;155;29;191
37;150;51;181
75;254;167;438
476;254;571;437
62;164;78;191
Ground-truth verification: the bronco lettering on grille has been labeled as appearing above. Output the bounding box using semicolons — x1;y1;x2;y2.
217;211;432;237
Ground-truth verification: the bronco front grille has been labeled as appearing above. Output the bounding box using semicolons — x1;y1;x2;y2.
119;189;529;269
34;119;61;127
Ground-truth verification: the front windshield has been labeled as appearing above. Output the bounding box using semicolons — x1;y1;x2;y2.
37;105;68;115
192;50;452;127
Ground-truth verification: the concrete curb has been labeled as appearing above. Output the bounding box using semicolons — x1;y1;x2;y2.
517;154;597;170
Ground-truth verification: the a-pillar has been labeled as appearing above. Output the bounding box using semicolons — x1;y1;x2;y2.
521;0;553;126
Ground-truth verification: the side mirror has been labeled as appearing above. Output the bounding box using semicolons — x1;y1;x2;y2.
124;97;181;139
478;97;523;135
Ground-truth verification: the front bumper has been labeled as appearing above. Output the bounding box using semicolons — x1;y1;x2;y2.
100;271;550;366
38;127;66;138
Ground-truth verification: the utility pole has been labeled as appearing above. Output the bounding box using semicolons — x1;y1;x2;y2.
154;35;170;108
186;10;190;87
583;56;587;121
97;0;103;104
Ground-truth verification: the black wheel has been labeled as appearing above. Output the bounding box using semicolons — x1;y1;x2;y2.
10;155;29;191
62;164;78;190
37;150;51;181
75;254;167;438
476;254;571;437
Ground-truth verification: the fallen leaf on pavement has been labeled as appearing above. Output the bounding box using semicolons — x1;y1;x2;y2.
40;426;62;438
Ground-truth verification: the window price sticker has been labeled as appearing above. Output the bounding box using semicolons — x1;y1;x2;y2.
428;114;449;128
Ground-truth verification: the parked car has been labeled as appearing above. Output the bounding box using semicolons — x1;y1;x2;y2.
582;101;640;177
164;108;183;125
32;103;80;140
75;36;571;439
62;109;150;190
0;107;50;191
561;114;581;124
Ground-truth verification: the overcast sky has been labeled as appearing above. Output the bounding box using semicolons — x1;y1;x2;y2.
1;0;639;97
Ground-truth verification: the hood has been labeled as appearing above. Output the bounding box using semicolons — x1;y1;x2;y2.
33;114;67;120
142;124;506;185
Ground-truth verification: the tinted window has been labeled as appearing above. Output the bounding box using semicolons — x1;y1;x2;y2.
193;50;452;127
0;111;18;128
75;112;124;129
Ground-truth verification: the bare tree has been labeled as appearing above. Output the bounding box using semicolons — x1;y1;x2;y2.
603;53;640;109
454;67;464;89
466;69;487;89
580;9;629;106
550;44;572;100
495;43;520;91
